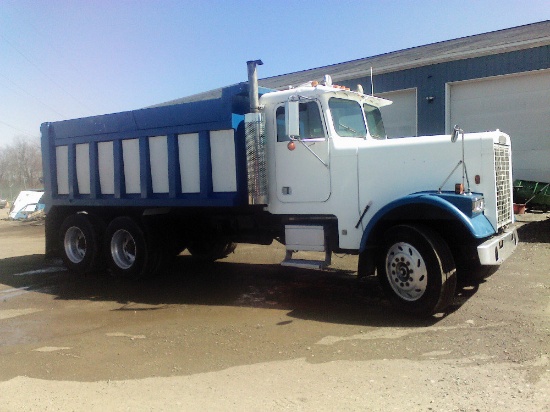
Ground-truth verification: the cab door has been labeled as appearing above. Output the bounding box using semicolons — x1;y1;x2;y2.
274;101;331;203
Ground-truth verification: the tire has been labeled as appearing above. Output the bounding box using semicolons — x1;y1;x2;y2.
378;224;457;316
187;238;236;262
105;216;158;279
60;213;104;275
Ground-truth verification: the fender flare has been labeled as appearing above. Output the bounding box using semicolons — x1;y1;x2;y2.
359;193;495;253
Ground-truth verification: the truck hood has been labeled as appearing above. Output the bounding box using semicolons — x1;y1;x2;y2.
356;131;511;232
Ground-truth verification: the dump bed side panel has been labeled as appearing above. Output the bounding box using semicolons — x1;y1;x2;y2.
41;85;262;211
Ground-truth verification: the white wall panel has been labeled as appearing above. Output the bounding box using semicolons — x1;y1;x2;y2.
178;133;200;193
122;139;141;194
448;69;550;182
55;146;69;195
98;141;114;195
149;136;169;193
75;143;90;194
377;88;417;138
210;130;237;192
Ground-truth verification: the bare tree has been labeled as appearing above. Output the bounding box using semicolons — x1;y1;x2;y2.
0;137;42;200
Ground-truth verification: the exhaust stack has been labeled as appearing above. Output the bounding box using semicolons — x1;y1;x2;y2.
244;60;268;205
247;60;263;113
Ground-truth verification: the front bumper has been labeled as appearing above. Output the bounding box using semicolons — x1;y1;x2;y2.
477;225;519;265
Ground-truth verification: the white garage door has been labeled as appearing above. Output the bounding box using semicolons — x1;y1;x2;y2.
378;88;417;138
448;69;550;183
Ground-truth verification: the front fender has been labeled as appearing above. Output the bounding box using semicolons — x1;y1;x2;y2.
359;193;496;253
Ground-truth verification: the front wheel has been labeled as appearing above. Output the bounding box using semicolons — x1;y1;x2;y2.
378;225;457;316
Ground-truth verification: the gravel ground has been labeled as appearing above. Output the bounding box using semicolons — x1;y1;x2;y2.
0;212;548;411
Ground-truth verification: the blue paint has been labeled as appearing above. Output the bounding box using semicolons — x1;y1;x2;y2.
41;84;276;210
167;134;180;198
113;139;124;198
359;191;496;252
89;141;100;198
428;191;485;217
139;136;151;199
68;143;77;199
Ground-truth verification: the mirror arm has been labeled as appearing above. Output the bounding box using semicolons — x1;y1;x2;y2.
290;136;329;169
438;161;463;193
444;125;471;193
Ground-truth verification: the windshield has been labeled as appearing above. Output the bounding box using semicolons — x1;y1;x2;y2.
329;98;367;138
363;104;386;139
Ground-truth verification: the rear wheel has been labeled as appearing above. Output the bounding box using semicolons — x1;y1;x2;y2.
106;217;159;279
60;213;104;274
378;225;457;316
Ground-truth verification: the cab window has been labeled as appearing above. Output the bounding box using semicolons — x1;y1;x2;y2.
276;101;325;142
363;104;387;139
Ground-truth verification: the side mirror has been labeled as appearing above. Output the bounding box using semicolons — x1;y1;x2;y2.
450;125;462;143
285;100;300;138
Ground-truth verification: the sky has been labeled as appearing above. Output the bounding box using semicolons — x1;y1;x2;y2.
0;0;549;147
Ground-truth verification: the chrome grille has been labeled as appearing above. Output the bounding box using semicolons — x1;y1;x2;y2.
494;144;512;227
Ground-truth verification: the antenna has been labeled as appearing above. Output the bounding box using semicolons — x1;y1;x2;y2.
370;67;374;95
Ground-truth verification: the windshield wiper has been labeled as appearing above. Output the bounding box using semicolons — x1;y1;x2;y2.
339;122;357;134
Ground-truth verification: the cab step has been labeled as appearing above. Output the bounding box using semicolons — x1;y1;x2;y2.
281;225;331;270
281;254;331;270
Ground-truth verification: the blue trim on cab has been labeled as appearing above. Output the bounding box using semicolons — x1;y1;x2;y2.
359;192;495;252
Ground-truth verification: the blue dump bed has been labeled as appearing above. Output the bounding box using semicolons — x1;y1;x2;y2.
41;84;273;211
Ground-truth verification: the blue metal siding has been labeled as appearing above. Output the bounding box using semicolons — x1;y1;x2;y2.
113;139;124;198
167;134;180;198
342;45;550;136
90;141;100;198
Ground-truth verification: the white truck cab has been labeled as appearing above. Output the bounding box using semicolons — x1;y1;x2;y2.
247;73;518;314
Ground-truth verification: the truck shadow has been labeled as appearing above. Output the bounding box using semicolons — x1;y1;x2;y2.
0;254;479;327
517;215;550;243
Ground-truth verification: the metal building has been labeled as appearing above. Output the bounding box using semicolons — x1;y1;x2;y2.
259;21;550;184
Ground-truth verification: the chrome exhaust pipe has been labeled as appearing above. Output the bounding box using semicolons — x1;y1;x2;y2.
247;59;263;113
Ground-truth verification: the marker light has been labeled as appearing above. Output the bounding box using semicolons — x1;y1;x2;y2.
472;197;485;214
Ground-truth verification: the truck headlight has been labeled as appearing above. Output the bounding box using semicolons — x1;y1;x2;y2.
472;197;485;214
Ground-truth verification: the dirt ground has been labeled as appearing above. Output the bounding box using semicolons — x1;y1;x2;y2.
0;209;548;411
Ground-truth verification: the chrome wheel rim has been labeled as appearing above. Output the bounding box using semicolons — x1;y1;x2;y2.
64;226;86;264
385;242;428;301
111;229;136;270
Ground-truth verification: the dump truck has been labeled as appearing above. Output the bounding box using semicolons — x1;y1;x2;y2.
41;61;518;315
